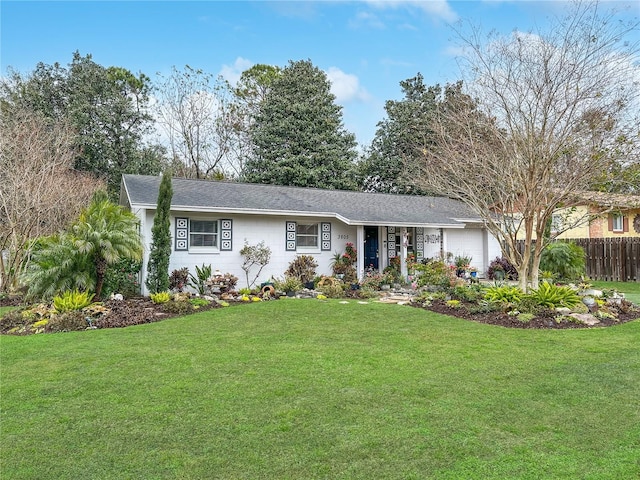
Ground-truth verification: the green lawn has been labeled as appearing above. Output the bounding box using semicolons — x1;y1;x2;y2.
2;300;640;479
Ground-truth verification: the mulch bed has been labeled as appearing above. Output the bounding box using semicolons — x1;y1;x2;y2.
419;299;640;329
0;296;221;334
3;295;639;331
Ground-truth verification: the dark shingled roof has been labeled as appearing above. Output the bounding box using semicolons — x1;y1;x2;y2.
121;174;481;227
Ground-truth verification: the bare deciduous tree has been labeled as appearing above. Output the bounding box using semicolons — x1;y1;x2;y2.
153;65;241;179
0;108;102;292
412;2;640;289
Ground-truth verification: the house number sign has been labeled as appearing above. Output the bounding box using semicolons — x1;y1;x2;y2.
425;234;441;244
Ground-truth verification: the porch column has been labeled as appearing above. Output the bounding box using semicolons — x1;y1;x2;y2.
400;226;408;280
356;225;365;280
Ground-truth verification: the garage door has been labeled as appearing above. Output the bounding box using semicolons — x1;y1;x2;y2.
445;229;484;271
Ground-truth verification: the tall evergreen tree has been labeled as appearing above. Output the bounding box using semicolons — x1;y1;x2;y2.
241;60;358;190
145;173;173;293
360;75;466;194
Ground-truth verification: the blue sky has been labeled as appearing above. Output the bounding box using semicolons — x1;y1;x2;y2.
2;1;638;147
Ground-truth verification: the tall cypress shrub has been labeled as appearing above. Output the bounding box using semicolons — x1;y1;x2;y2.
146;173;173;293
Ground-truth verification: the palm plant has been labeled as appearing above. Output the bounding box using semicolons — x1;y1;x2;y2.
72;199;142;299
26;197;142;300
25;234;95;300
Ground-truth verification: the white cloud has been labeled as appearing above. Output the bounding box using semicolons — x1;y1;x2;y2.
325;67;371;103
219;57;253;86
366;0;458;23
348;11;386;29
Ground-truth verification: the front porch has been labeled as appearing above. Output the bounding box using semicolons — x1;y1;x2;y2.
353;224;498;281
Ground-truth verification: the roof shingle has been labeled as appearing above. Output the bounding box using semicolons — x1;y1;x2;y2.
122;174;481;227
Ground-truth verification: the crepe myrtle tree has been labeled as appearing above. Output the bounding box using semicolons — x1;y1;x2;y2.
411;1;640;290
239;241;271;289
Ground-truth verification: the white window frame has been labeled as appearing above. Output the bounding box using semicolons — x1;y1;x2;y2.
189;219;219;250
611;214;624;232
296;223;319;250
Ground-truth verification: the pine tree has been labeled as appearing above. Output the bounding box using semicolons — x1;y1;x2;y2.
146;173;173;293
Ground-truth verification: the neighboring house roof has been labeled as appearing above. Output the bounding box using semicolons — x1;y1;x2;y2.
570;191;640;210
121;174;483;228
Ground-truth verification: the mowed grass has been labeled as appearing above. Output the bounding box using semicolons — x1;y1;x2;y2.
2;299;640;480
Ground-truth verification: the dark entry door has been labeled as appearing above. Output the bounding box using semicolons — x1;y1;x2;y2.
364;227;379;270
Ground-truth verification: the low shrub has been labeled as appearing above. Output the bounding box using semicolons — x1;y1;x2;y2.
0;310;27;332
487;257;518;281
357;286;379;299
414;259;450;288
527;282;581;309
446;299;461;309
514;296;544;315
53;290;95;313
516;312;535;323
318;283;344;299
449;284;486;303
161;300;194;315
190;297;210;308
169;267;190;292
102;259;142;298
150;291;171;304
484;285;523;307
275;276;303;293
466;301;501;314
540;242;585;282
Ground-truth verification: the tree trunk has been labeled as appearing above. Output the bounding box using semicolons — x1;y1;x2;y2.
94;256;108;299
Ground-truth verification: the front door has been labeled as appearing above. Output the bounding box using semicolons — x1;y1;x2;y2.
364;226;379;270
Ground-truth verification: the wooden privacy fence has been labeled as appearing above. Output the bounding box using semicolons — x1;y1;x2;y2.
517;238;639;282
570;238;639;282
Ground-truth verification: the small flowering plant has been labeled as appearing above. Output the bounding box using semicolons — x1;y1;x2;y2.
342;243;357;266
331;243;358;283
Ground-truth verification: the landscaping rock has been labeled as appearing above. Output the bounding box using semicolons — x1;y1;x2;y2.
568;313;600;326
581;289;603;298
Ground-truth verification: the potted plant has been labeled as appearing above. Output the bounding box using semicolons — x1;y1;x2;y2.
454;255;472;277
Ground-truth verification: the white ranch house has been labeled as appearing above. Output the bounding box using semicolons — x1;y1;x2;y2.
120;175;501;294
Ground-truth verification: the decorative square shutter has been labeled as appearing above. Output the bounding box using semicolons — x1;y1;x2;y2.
220;219;233;251
387;226;396;259
286;221;297;251
321;222;331;251
623;216;629;233
608;215;613;231
416;227;424;259
175;217;188;251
